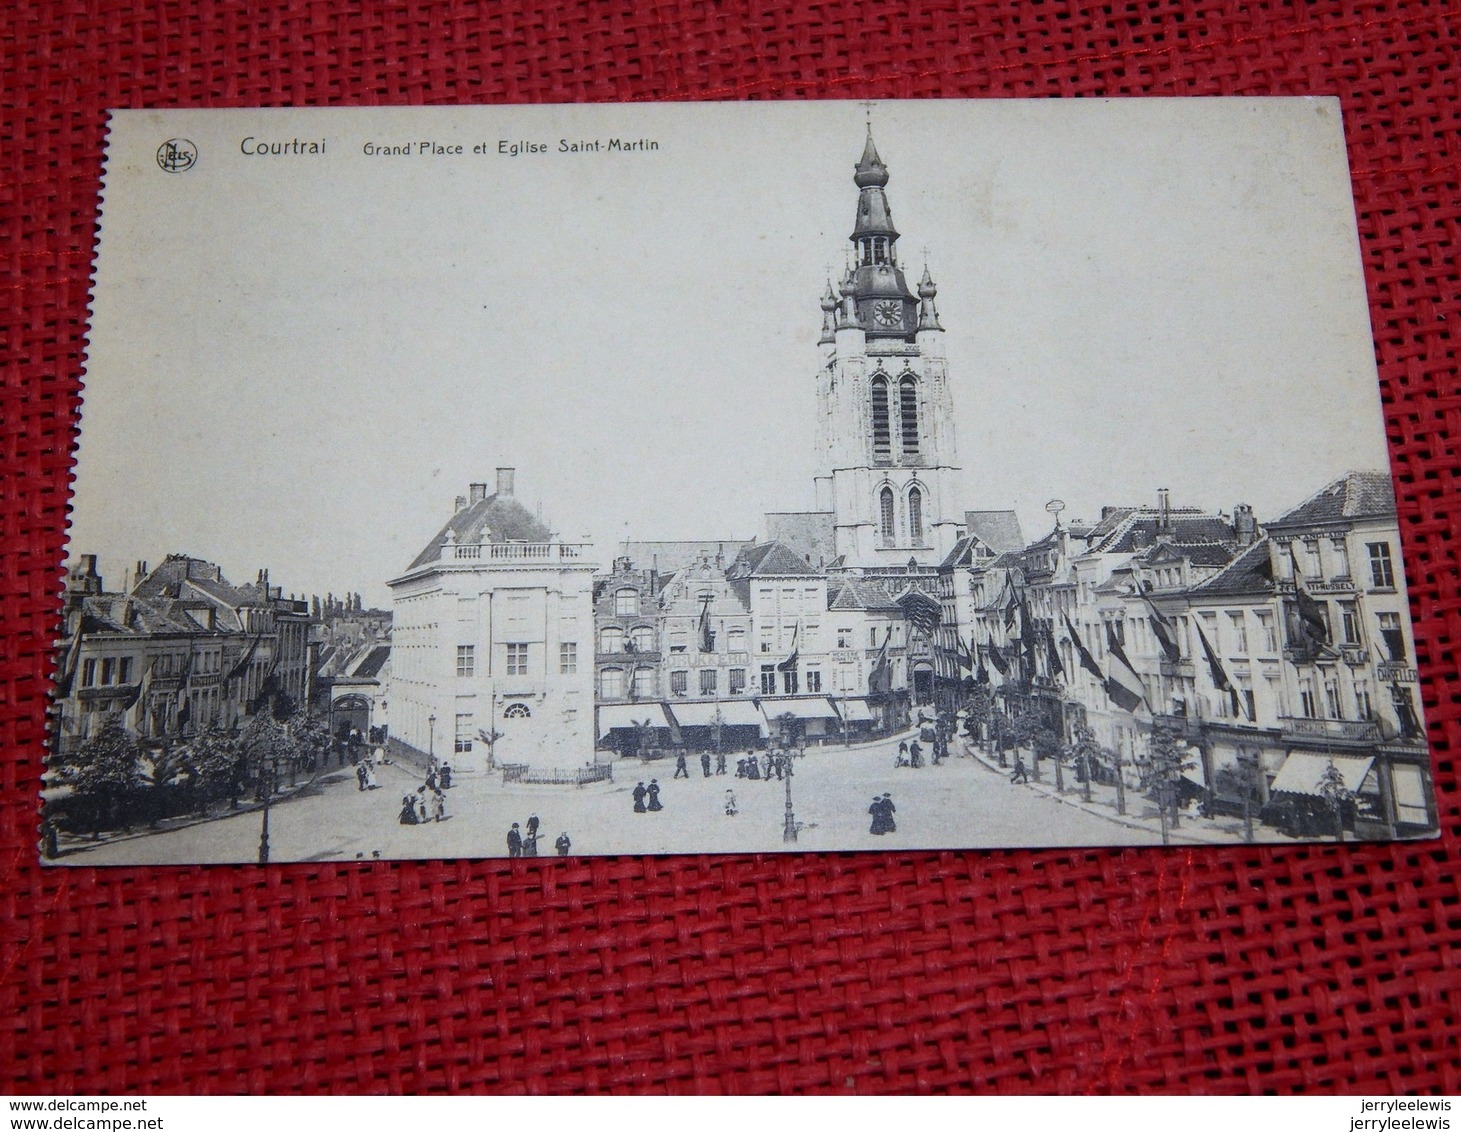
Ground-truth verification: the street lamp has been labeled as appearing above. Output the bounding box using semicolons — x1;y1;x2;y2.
428;713;436;764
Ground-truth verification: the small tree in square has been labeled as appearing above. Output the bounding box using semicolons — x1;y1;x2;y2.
1144;724;1194;845
1316;758;1355;843
1066;721;1101;803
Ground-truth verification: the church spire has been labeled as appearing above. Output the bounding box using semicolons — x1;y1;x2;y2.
844;124;917;339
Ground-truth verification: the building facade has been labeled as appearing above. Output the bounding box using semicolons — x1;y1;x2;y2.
387;468;598;773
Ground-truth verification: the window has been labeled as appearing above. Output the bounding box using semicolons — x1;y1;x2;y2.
1253;611;1277;653
1392;763;1430;825
1355;680;1373;719
560;642;578;674
727;628;746;652
729;668;747;695
1369;543;1395;589
101;658;115;685
700;669;718;696
760;665;777;695
670;670;688;696
782;667;799;695
614;588;639;616
506;643;528;676
456;645;475;677
1377;612;1406;661
599;668;624;698
1227;612;1248;655
503;703;531;719
1304;539;1322;580
1331;538;1351;578
1299;682;1317;718
870;627;880;648
1325;679;1343;719
1199;612;1218;651
806;669;822;693
837;627;852;648
455;714;473;754
899;377;920;459
1243;689;1256;721
879;487;896;547
630;625;655;653
1340;602;1360;645
669;629;688;654
600;626;624;654
908;487;924;546
118;657;132;684
760;630;773;654
81;658;96;687
870;377;891;463
631;666;655;698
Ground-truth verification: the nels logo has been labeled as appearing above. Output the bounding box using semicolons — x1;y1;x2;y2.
156;138;198;173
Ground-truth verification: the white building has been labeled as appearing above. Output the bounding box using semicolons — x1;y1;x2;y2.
387;468;598;773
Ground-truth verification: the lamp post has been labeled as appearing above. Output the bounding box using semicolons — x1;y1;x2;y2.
428;713;436;765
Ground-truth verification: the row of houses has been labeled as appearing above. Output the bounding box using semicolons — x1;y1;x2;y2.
931;472;1434;838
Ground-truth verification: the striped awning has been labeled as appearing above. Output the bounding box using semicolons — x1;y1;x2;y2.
1270;752;1374;797
596;703;672;739
665;700;765;730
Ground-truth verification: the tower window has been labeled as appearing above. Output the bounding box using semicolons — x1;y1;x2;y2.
899;377;920;459
908;487;924;546
870;377;891;464
879;487;896;548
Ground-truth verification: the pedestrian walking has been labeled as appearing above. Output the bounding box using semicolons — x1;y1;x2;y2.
1010;755;1029;784
430;788;446;822
356;763;368;791
674;752;689;779
555;832;571;856
647;779;663;812
869;795;888;835
425;768;438;790
398;795;419;825
523;831;539;857
362;761;377;790
439;763;452;789
880;793;897;833
716;751;727;775
724;789;738;817
700;752;712;778
898;739;909;767
633;782;648;813
507;823;523;857
909;740;923;769
416;788;430;824
373;745;386;766
526;814;540;841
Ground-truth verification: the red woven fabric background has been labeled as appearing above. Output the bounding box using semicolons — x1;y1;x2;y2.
4;0;1460;1095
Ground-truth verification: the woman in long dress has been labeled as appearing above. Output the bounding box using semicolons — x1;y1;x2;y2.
398;795;419;825
647;779;663;812
869;796;887;835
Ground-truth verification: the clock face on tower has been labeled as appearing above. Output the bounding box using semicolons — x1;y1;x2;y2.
872;300;902;328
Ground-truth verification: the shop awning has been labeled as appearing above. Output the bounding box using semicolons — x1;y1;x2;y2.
759;696;839;721
666;700;765;730
1270;752;1374;797
596;703;672;739
835;698;874;722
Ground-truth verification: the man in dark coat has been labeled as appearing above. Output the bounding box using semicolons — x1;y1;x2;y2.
554;832;571;856
716;751;727;775
700;752;712;778
633;782;648;813
507;823;523;857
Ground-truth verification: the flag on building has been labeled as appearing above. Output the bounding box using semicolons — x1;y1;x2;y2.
1103;624;1149;714
698;594;714;652
1144;596;1183;664
898;589;942;639
1045;627;1065;680
225;626;264;684
1288;542;1331;650
1196;621;1248;721
867;627;892;694
955;634;975;671
1063;614;1105;683
53;630;83;698
1002;581;1019;633
986;642;1010;676
776;625;800;673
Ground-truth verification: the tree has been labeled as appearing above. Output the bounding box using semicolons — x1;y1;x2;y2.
965;686;993;750
1033;725;1062;791
1143;724;1194;844
1316;758;1354;843
1066;721;1101;803
181;724;241;810
57;714;140;833
239;713;291;799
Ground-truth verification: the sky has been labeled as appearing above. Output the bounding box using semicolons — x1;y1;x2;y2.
73;99;1390;606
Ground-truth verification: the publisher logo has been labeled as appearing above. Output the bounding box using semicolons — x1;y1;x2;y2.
156;138;198;173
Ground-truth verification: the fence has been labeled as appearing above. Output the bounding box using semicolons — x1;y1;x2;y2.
500;762;614;787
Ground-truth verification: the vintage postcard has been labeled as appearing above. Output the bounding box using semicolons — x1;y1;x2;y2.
49;99;1437;864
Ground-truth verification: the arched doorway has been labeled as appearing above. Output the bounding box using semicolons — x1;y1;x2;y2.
330;693;371;743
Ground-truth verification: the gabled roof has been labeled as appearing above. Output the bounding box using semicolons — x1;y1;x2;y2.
1187;539;1276;598
1266;471;1396;530
1136;540;1236;569
1086;508;1236;555
351;644;391;679
965;510;1025;555
827;579;902;613
727;540;821;578
407;492;552;571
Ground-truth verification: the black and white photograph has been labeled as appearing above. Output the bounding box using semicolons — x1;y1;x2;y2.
48;99;1438;864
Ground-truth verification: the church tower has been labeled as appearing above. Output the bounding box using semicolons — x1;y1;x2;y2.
813;127;962;573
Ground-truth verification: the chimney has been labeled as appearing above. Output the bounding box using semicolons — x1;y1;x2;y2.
468;483;488;505
1234;503;1257;547
455;494;468;512
496;467;515;498
1157;488;1171;532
